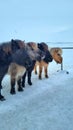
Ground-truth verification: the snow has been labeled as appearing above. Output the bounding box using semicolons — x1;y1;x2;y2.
0;43;73;130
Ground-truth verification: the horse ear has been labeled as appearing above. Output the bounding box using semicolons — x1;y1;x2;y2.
55;49;58;53
27;43;31;47
37;43;40;47
11;39;14;42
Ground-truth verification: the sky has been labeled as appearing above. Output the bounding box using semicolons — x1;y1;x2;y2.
0;0;73;42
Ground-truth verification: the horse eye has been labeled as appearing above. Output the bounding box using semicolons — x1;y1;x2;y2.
57;53;60;56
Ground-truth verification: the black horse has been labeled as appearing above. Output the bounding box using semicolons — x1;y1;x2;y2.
34;42;53;79
21;42;53;87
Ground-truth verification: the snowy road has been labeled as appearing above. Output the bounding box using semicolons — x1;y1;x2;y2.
0;70;73;130
0;49;73;130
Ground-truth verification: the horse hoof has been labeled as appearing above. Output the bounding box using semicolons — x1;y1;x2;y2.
22;83;25;88
35;71;37;75
39;76;42;80
45;75;49;78
18;87;24;92
0;95;6;101
28;82;32;85
10;90;16;95
22;85;25;88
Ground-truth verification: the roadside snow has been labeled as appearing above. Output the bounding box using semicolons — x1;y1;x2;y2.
0;47;73;130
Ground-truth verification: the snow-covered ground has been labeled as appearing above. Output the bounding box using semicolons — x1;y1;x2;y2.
0;43;73;130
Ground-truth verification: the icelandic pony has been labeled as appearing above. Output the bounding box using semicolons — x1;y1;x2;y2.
34;43;62;79
21;42;46;87
8;48;34;95
49;47;62;63
0;39;25;101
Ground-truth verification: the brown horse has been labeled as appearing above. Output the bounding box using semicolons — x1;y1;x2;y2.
49;47;62;63
34;43;62;79
8;48;33;95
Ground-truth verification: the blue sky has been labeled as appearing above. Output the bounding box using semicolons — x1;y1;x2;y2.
0;0;73;42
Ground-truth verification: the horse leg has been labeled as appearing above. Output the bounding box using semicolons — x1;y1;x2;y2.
38;64;42;79
0;89;5;101
28;71;32;85
22;72;27;88
10;78;16;94
17;78;24;92
34;64;37;74
44;65;48;78
0;79;6;101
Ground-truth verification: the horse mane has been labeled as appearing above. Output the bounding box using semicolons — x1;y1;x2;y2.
0;44;12;65
0;41;12;54
49;47;62;56
38;42;48;51
26;42;38;50
0;39;25;54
